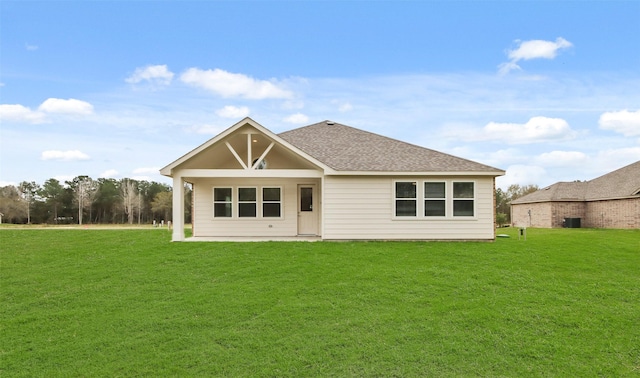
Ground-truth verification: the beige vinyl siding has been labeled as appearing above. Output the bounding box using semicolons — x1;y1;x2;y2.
191;177;319;237
323;176;496;240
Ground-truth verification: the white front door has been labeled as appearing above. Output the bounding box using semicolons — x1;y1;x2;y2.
297;184;318;235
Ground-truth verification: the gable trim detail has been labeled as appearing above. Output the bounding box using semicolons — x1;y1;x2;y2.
160;117;332;177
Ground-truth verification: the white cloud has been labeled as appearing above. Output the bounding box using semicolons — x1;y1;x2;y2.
499;37;572;74
125;64;174;86
38;98;94;115
535;151;588;167
216;105;250;118
481;116;576;144
132;167;160;175
598;109;640;137
41;150;90;161
0;99;93;124
0;104;46;123
496;164;548;190
99;169;119;178
592;148;640;174
180;68;293;99
509;37;572;61
283;113;309;124
25;43;39;51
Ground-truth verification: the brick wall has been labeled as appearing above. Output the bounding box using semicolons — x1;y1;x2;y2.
585;198;640;229
550;202;586;228
511;202;553;228
512;198;639;229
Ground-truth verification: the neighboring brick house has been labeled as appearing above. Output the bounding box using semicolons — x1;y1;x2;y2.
511;161;640;229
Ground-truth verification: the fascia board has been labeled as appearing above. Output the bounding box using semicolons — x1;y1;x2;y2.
324;170;506;177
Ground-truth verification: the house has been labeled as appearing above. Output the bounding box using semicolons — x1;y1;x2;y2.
511;160;640;229
160;118;505;241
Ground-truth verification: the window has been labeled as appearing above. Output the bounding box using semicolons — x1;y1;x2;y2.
262;187;281;217
213;186;282;219
238;187;257;217
424;182;446;216
392;180;478;219
395;181;417;216
213;187;232;217
453;182;474;216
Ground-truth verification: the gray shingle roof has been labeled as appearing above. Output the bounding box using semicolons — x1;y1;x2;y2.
585;160;640;200
511;182;588;204
278;120;503;173
512;160;640;204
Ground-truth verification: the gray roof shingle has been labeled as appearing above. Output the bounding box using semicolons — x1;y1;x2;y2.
512;160;640;204
278;120;503;173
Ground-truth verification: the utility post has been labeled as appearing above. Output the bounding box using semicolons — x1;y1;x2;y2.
138;187;141;225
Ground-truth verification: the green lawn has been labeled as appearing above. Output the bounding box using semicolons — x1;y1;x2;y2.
1;227;639;377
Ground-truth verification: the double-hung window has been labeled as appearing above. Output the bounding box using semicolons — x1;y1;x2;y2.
453;182;474;216
424;182;446;217
238;187;257;217
395;181;417;217
262;187;281;217
213;187;233;217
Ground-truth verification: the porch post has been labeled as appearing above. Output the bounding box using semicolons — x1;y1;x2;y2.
172;175;185;241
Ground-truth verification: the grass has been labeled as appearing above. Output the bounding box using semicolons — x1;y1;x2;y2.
1;227;639;377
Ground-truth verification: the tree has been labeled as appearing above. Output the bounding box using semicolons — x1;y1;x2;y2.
151;191;172;222
40;179;64;223
140;181;171;223
506;184;539;202
67;176;98;225
94;178;121;223
0;185;24;223
18;181;40;224
495;184;540;225
120;179;140;225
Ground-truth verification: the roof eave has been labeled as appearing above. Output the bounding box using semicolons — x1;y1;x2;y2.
325;170;505;176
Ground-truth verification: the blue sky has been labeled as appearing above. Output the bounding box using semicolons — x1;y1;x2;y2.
1;0;639;189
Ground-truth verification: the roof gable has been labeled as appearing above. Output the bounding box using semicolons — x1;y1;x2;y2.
279;121;504;173
160;118;328;176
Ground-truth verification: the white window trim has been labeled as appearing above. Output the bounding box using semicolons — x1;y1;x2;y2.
262;186;283;218
238;187;258;218
452;181;476;218
392;179;477;220
213;187;233;218
212;186;284;220
393;181;418;217
424;180;447;218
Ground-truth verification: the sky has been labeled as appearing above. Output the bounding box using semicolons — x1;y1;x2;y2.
1;0;639;190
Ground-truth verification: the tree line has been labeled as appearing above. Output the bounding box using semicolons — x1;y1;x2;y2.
0;176;192;225
495;184;539;226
